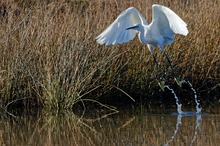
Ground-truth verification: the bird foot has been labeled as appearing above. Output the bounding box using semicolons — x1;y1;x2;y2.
158;81;166;91
174;78;186;87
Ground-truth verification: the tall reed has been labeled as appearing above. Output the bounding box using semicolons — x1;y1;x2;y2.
0;0;219;110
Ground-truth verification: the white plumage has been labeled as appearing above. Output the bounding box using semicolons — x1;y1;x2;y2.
96;4;188;78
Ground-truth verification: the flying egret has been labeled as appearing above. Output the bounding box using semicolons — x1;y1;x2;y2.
96;4;188;83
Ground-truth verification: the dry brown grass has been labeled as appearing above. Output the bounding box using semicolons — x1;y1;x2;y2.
0;0;219;110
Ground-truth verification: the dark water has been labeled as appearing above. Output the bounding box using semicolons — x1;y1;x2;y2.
0;107;220;146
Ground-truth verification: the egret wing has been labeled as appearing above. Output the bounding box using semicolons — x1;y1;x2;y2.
96;7;148;45
151;4;188;37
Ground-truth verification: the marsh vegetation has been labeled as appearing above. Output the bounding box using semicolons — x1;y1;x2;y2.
0;0;219;111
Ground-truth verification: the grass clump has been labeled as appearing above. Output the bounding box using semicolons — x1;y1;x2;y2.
0;0;219;111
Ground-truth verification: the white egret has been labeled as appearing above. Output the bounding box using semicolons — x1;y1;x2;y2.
96;4;188;80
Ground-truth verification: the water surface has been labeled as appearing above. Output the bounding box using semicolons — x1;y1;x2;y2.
0;107;220;146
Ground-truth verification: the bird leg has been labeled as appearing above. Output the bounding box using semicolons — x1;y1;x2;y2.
152;54;159;66
150;52;166;90
150;49;160;73
163;51;177;78
162;51;183;86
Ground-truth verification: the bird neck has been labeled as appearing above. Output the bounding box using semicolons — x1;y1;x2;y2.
138;26;147;44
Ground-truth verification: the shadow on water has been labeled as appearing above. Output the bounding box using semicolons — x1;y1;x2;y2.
0;107;220;146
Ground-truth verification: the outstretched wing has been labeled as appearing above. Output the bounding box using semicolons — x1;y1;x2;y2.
96;7;148;45
150;4;188;45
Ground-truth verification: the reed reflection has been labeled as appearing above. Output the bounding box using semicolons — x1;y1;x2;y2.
0;108;219;146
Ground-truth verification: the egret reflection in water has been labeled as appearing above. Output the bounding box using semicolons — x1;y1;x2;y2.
164;113;202;146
